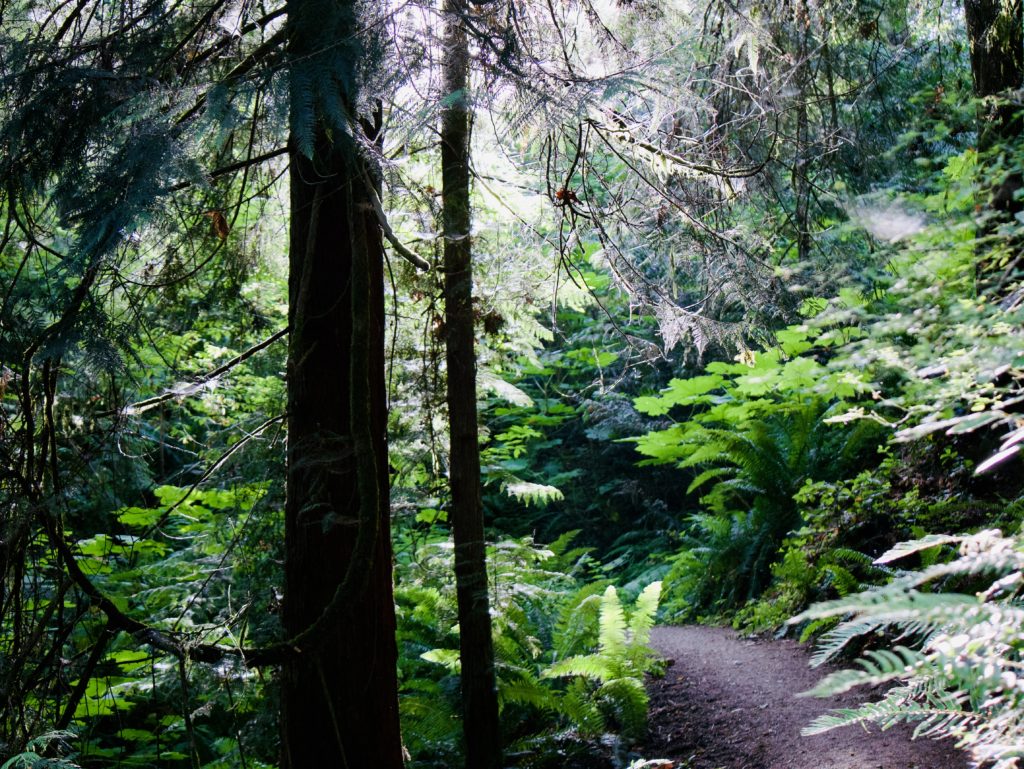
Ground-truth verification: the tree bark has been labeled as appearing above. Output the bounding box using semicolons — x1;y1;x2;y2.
281;1;403;766
964;0;1024;289
440;2;503;767
791;0;812;265
965;0;1023;151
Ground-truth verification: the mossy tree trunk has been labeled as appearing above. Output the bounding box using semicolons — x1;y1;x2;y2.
965;0;1023;148
440;1;503;766
281;0;403;766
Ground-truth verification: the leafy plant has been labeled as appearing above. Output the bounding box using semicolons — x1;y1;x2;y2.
2;732;80;769
397;533;662;764
543;582;663;740
794;527;1024;769
643;390;881;616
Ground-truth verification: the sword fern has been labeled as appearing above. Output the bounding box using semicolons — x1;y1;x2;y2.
794;528;1024;769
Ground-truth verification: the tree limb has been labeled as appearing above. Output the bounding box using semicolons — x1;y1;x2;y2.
103;327;288;418
359;164;432;271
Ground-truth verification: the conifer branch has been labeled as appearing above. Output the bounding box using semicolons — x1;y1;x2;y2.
175;28;287;126
104;327;288;417
167;147;289;193
359;164;431;271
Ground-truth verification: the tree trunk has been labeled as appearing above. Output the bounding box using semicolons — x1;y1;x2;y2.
440;2;503;767
792;0;812;265
281;1;403;766
965;0;1023;151
964;0;1024;289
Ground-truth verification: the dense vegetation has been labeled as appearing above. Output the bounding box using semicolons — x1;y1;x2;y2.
1;0;1022;767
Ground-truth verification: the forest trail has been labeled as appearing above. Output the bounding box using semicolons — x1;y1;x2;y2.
642;626;967;769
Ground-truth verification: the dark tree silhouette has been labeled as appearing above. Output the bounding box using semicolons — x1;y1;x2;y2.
281;0;403;766
441;1;503;766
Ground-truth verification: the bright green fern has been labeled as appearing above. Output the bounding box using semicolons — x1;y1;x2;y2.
543;583;662;739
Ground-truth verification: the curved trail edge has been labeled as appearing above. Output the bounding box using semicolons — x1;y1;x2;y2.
642;625;968;769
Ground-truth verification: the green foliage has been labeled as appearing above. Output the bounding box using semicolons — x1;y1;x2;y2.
794;527;1024;768
395;534;662;764
470;251;685;579
644;383;881;617
2;733;80;769
4;0;1024;761
543;583;663;741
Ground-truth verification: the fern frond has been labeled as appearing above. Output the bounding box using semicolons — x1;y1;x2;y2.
400;684;462;755
629;581;661;648
686;466;733;494
561;679;605;736
598;585;627;660
554;586;606;659
599;677;649;739
801;646;924;697
544;654;614;681
904;549;1024;588
498;675;560;712
802;526;1024;768
792;586;975;624
803;696;978;737
420;648;461;673
829;547;876;566
810;617;891;666
503;480;565;506
874;534;964;565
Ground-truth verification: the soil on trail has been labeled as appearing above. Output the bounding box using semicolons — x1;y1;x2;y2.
642;625;968;769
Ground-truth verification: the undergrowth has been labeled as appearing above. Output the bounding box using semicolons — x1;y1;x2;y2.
395;533;663;767
795;526;1024;769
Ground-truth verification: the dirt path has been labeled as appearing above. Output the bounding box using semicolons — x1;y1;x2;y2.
642;626;967;769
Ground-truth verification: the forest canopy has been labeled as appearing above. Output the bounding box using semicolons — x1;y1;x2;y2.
1;0;1022;766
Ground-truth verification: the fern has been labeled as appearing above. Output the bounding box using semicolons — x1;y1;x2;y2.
801;646;925;697
873;533;965;565
630;582;661;649
1;732;81;769
561;679;606;735
503;480;565;506
598;677;649;740
598;585;629;662
543;583;662;739
402;538;659;755
546;654;617;681
659;401;880;616
797;527;1024;769
553;584;607;659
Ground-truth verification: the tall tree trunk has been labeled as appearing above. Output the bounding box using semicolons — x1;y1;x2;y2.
965;0;1023;150
792;0;812;265
440;2;502;767
281;1;403;766
965;0;1024;288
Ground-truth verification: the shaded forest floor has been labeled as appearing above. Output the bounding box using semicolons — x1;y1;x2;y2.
641;626;967;769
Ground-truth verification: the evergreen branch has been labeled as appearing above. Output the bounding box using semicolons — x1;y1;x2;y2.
103;327;288;417
591;113;775;180
166;147;289;193
184;7;288;73
174;28;288;126
158;0;234;70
